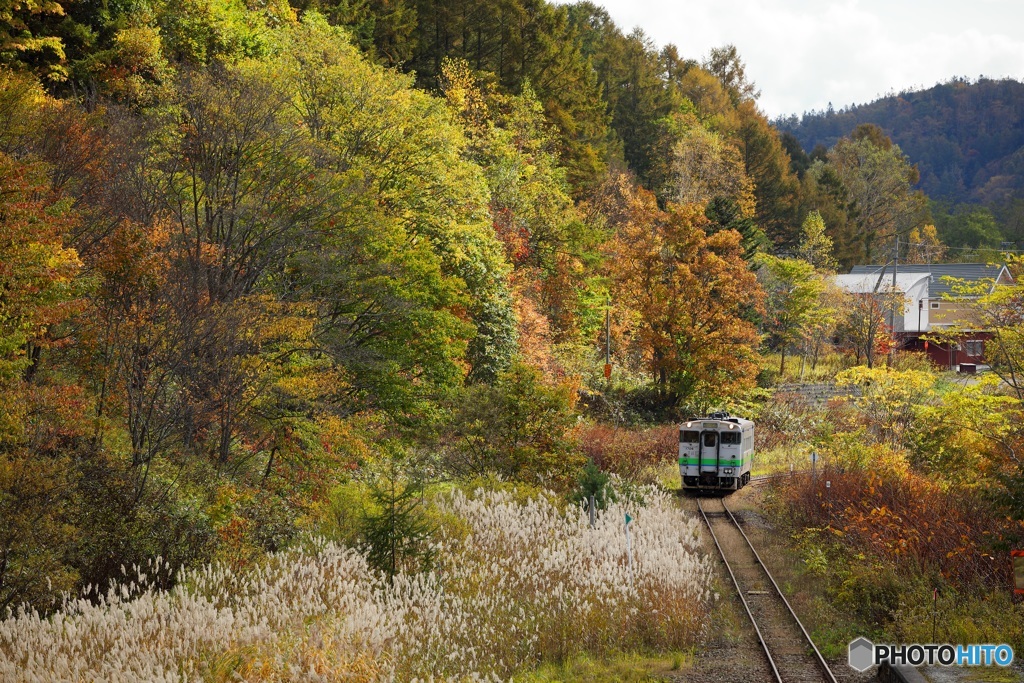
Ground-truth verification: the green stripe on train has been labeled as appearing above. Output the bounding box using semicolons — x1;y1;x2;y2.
679;458;749;466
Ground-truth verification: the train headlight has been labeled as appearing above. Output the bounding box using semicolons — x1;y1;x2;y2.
723;468;734;475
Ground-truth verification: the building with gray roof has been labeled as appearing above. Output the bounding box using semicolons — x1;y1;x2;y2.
836;263;1014;369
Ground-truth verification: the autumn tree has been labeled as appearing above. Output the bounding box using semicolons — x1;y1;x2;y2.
796;211;839;272
835;287;903;368
674;66;733;126
800;160;859;269
800;278;843;374
826;124;926;263
600;174;763;409
403;0;611;191
0;0;68;81
735;100;801;246
668;119;755;215
445;362;582;484
702;44;759;105
932;203;1002;249
0;16;527;603
293;0;417;66
958;256;1024;400
571;15;677;189
905;224;947;264
273;17;517;386
440;57;598;343
0;150;86;609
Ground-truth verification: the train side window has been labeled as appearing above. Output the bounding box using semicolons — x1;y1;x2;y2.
721;432;740;445
681;430;699;443
702;432;717;447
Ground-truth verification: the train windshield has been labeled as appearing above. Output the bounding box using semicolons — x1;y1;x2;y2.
721;432;741;445
702;432;717;447
680;430;699;443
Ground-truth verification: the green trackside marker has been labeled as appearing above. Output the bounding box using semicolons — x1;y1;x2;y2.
625;512;633;525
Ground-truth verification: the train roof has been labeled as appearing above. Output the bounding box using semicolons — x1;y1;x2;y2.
680;415;754;429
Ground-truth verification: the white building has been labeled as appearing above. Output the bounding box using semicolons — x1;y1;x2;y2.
833;272;932;333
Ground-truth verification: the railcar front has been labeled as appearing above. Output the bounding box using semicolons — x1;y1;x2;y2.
679;415;754;492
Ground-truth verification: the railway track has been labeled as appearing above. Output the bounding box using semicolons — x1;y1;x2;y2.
748;473;781;488
697;497;838;683
748;471;803;487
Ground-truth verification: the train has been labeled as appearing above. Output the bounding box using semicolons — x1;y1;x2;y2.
679;412;754;492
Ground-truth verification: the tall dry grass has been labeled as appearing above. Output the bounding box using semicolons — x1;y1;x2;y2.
1;487;712;682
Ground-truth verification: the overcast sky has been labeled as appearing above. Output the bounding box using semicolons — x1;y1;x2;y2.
575;0;1024;119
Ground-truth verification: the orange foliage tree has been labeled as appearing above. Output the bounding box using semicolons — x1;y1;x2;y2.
0;151;87;609
597;174;764;408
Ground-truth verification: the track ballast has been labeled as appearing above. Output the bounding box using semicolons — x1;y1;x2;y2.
697;497;839;683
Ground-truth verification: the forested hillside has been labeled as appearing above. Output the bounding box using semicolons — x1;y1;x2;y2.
0;0;804;612
777;78;1024;245
3;0;1024;679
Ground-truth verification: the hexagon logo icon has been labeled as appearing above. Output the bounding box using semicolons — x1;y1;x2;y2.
848;637;874;672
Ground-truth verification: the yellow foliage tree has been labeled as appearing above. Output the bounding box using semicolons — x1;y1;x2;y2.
905;224;947;264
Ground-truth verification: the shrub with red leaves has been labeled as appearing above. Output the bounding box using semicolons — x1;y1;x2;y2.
580;424;676;482
777;466;1024;590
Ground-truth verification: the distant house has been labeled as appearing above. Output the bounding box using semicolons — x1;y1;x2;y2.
836;263;1014;369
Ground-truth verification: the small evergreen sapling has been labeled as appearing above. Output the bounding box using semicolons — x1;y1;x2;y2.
359;449;434;579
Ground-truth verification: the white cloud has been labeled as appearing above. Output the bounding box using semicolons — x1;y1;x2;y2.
564;0;1024;117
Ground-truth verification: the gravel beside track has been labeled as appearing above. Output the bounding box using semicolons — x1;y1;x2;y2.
695;495;838;683
675;488;883;683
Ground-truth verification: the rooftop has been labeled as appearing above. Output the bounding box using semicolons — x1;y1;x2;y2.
834;272;930;294
847;263;1010;297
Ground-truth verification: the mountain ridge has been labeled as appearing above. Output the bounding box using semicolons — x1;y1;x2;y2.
775;77;1024;210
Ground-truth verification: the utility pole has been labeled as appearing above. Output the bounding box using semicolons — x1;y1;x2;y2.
606;305;611;367
890;235;899;366
604;299;612;385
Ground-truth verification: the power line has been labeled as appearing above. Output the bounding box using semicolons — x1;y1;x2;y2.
902;241;1024;254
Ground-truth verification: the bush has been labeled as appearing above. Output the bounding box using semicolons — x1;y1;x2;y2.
775;466;1024;590
746;392;825;453
571;458;614;512
580;424;675;483
892;588;1024;652
444;363;583;486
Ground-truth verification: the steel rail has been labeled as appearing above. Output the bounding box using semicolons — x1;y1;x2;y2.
721;498;840;683
748;471;805;486
696;498;784;683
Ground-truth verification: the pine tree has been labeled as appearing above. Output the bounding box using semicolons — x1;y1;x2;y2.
360;451;433;579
